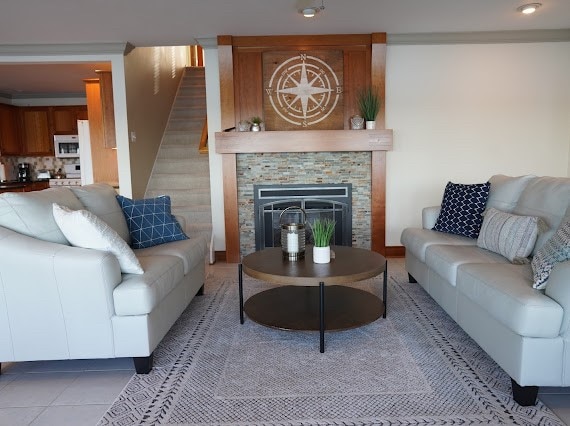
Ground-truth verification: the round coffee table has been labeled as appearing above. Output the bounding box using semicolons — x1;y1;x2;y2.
239;246;387;352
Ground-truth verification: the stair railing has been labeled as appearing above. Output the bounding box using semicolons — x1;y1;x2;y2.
199;117;208;154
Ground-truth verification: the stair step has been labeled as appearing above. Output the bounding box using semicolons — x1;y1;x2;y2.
147;174;210;190
157;145;208;160
153;159;209;174
172;207;212;224
185;224;213;234
162;133;202;144
145;188;211;206
169;112;206;121
166;121;204;132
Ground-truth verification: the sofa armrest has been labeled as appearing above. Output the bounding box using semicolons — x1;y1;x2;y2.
422;205;441;229
0;226;123;360
545;260;570;337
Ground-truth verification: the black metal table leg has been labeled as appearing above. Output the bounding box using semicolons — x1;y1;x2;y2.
238;263;244;324
319;281;325;353
383;260;387;318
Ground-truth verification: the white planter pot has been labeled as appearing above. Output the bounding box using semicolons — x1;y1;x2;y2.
313;246;331;264
365;120;376;130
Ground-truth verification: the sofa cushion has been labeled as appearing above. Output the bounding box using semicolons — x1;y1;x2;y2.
113;255;184;316
477;208;539;264
457;263;563;338
425;244;510;287
52;204;144;275
401;228;476;262
135;235;207;275
512;176;570;254
486;175;535;213
71;183;130;244
116;195;188;249
433;181;490;239
0;187;83;244
531;221;570;290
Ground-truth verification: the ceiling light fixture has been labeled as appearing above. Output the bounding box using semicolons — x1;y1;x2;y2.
300;0;325;18
517;3;542;14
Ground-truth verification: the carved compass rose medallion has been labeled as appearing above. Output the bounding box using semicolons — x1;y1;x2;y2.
263;51;344;130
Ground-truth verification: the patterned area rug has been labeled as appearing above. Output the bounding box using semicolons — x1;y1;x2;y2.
98;261;563;425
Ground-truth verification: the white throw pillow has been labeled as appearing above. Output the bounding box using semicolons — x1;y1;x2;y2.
477;207;539;264
52;203;144;274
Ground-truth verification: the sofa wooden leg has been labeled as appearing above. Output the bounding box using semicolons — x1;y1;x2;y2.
197;284;205;296
408;273;417;284
133;353;154;374
511;378;538;406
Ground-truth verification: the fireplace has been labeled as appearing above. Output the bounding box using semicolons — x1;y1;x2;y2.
253;183;352;251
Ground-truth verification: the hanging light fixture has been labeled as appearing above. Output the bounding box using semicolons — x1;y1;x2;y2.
299;0;325;18
517;3;542;14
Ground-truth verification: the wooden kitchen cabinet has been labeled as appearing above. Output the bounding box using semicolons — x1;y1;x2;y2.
51;106;88;134
0;103;21;156
85;75;118;185
19;107;53;155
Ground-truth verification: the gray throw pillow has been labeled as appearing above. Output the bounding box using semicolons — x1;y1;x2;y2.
477;208;539;264
531;221;570;289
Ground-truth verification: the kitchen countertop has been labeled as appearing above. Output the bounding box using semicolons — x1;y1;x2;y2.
0;180;50;189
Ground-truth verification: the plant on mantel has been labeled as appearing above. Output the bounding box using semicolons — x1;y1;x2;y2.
357;87;381;129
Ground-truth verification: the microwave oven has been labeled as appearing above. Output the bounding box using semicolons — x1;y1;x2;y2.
54;135;80;158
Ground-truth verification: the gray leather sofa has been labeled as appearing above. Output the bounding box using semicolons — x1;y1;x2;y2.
0;183;207;374
401;175;570;406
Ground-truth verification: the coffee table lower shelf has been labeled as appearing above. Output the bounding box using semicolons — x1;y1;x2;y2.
244;285;384;331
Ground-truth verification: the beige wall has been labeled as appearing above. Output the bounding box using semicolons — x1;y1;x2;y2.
124;46;188;198
385;41;570;246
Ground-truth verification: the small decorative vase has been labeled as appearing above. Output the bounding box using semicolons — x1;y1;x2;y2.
365;121;376;130
238;120;251;132
251;123;261;132
350;115;364;130
313;246;331;264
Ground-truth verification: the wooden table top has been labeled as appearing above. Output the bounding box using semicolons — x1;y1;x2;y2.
242;246;386;286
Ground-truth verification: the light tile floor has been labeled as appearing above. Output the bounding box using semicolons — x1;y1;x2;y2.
0;261;569;425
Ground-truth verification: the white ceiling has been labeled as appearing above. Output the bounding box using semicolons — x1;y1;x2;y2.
0;0;569;97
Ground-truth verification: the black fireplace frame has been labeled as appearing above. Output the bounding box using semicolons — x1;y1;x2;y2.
253;183;352;251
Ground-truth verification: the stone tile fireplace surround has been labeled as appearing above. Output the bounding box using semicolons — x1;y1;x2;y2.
240;153;367;255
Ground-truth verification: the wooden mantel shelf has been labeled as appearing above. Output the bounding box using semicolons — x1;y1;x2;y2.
215;129;393;154
215;129;393;263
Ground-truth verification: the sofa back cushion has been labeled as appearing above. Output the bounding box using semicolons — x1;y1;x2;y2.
71;183;130;244
486;174;535;213
512;176;570;254
0;187;84;244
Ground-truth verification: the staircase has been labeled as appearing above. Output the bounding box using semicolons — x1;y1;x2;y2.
145;67;213;261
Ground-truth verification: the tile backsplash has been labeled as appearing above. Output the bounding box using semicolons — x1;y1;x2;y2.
0;156;79;180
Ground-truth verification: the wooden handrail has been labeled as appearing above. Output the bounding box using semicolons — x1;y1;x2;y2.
199;117;208;153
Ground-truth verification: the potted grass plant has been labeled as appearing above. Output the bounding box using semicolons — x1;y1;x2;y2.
357;87;381;129
310;217;336;264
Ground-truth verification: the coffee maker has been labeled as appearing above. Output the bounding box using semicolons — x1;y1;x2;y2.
17;163;31;182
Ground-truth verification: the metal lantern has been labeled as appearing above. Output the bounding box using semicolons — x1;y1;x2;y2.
279;206;306;261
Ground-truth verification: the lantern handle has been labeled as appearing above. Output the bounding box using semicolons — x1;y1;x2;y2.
279;206;306;225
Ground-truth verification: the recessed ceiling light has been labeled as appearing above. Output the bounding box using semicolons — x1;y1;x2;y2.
517;3;542;14
299;0;325;18
302;7;317;18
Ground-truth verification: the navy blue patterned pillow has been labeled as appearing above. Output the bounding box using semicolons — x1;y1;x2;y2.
116;195;188;249
432;181;491;239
